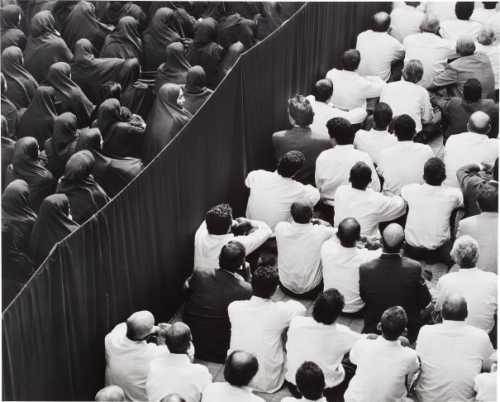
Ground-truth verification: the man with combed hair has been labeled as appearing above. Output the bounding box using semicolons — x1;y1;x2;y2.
355;12;405;81
95;385;126;401
282;361;327;402
202;351;265;402
389;2;425;43
476;27;499;91
444;111;499;187
440;2;482;42
416;294;494;402
345;306;419;402
104;311;168;401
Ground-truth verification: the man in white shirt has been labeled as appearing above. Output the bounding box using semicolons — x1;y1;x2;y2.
334;163;406;241
354;102;397;166
377;114;434;195
194;203;271;271
476;27;499;90
146;322;212;402
275;202;334;298
285;289;362;400
380;60;433;132
315;118;380;207
282;362;327;402
474;352;497;402
105;311;168;402
356;12;405;81
228;266;306;393
444;111;499;187
471;1;499;25
418;1;456;23
202;351;265;402
440;2;482;42
245;150;320;230
344;306;420;402
95;385;125;402
390;2;425;43
415;294;494;402
436;235;497;334
326;49;385;111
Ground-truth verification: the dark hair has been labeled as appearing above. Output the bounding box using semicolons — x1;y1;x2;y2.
342;49;361;71
296;362;325;400
312;289;345;325
393;114;416;141
416;123;442;144
483;1;498;9
219;241;246;272
277;151;305;178
206;203;233;234
373;102;393;130
164;323;191;354
350;162;372;190
463;79;482;102
313;79;334;102
100;81;122;101
327;117;354;144
288;95;314;127
423;157;446;186
455;2;475;19
224;351;259;387
442;296;468;321
251;265;278;298
291;202;313;223
477;182;498;212
380;306;408;341
337;218;361;247
160;394;186;402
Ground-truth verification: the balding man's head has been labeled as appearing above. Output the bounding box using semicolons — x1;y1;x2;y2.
224;350;259;387
160;394;186;402
95;385;125;402
372;11;391;32
456;35;476;56
382;224;405;253
419;15;440;34
126;310;155;341
337;218;361;247
164;322;192;354
468;111;491;135
442;294;468;321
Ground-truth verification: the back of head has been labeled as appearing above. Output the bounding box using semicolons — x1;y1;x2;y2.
295;361;325;400
382;223;404;253
373;102;393;130
451;235;480;268
380;306;408;341
290;201;313;224
312;288;345;325
423;157;446;186
63;150;95;181
160;394;186;402
164;322;192;354
477;182;498;212
224;350;259;387
455;1;474;20
468;111;491;135
402;60;424;83
393;114;416;141
417;123;442;144
483;1;498;9
349;161;372;190
126;310;155;341
219;240;245;272
327;117;354;144
337;217;361;247
100;81;122;102
372;11;391;32
463;78;482;102
205;203;233;234
441;293;468;321
288;95;314;127
456;35;476;56
342;49;361;71
313;78;333;103
477;27;496;46
95;385;125;402
419;15;440;34
277;150;305;178
251;265;278;298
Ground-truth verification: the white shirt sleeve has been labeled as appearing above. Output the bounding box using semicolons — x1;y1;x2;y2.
362;76;386;98
302;184;321;206
375;193;407;222
283;300;307;323
365;156;381;192
420;89;433;123
245;171;257;188
234;220;272;255
349;338;367;365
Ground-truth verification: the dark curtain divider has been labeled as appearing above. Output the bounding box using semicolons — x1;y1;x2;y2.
3;3;386;400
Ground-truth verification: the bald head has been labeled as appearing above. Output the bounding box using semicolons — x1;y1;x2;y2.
95;385;125;402
382;224;404;253
456;35;476;56
468;111;491;135
164;322;191;354
372;11;391;32
337;218;361;247
224;350;259;387
160;394;186;402
442;294;468;321
126;310;155;341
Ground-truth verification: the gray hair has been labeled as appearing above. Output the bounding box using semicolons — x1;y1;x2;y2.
477;27;496;46
450;235;480;268
456;35;476;56
419;15;440;34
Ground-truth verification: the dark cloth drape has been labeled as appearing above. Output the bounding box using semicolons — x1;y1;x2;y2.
1;4;22;32
1;28;26;51
99;16;142;60
155;41;191;92
2;46;38;109
216;13;256;50
1;134;15;190
182;65;213;115
219;41;245;80
1;88;19;138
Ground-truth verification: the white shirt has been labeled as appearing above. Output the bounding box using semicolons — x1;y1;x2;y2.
377;141;434;196
334;185;406;240
321;239;381;312
443;132;499;187
146;353;212;402
356;30;405;81
418;1;456;23
344;337;419;402
285;316;362;388
379;80;432;132
401;183;463;249
202;382;265;402
403;32;456;88
440;19;482;43
476;42;500;89
315;145;380;206
306;95;367;129
415;321;494;402
282;397;327;402
471;7;499;25
354;128;397;166
228;296;306;393
436;268;497;333
488;12;500;43
474;372;497;402
275;221;334;293
194;220;272;271
104;323;168;402
325;69;385;110
245;170;320;230
390;4;425;43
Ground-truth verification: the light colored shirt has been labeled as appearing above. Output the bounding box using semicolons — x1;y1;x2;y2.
474;372;497;402
315;145;380;206
334;185;406;240
488;12;500;43
476;42;500;89
325;68;385;110
245;170;320;230
228;296;306;393
146;353;212;402
194;219;272;271
443;132;499;187
471;7;499;26
354;128;397;166
285;316;362;388
282;397;327;402
418;1;456;23
104;323;168;402
377;141;434;196
415;321;494;402
344;337;419;402
440;19;482;43
401;183;463;249
436;268;497;333
202;382;265;402
356;30;405;81
390;4;425;43
275;221;334;294
306;95;367;129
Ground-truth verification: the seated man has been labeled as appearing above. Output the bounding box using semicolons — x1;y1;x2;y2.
282;362;326;402
194;203;271;271
334;162;406;241
436;236;497;335
272;95;332;185
146;322;212;402
95;385;125;402
276;202;334;299
476;27;499;92
201;351;265;402
416;294;494;402
344;307;420;402
359;224;432;343
321;218;381;314
439;2;482;43
228;265;305;393
285;289;362;399
474;351;497;402
104;311;168;401
402;157;463;266
246;150;320;230
183;241;252;362
389;1;425;43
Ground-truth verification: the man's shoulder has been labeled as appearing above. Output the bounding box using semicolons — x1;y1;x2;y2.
272;129;289;140
400;256;422;271
359;256;381;271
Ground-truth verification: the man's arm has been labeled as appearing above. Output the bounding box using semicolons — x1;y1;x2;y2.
456;163;484;197
431;63;458;89
377;194;407;222
367;158;381;192
234;219;272;255
362;75;386;99
415;265;432;310
303;184;321;206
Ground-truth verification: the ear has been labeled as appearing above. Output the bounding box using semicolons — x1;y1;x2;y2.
376;322;382;332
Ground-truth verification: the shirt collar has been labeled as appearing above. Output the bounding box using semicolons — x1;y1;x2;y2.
164;353;191;365
335;144;354;149
442;320;466;328
458;267;479;272
251;296;271;303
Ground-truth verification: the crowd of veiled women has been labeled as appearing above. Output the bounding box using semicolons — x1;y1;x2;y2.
1;0;300;306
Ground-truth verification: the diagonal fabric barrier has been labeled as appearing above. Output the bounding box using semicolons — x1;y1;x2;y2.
2;3;386;400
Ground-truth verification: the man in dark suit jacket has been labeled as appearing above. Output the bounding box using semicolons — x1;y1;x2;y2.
359;223;432;343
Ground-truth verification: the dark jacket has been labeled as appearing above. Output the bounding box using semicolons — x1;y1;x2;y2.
457;163;497;217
